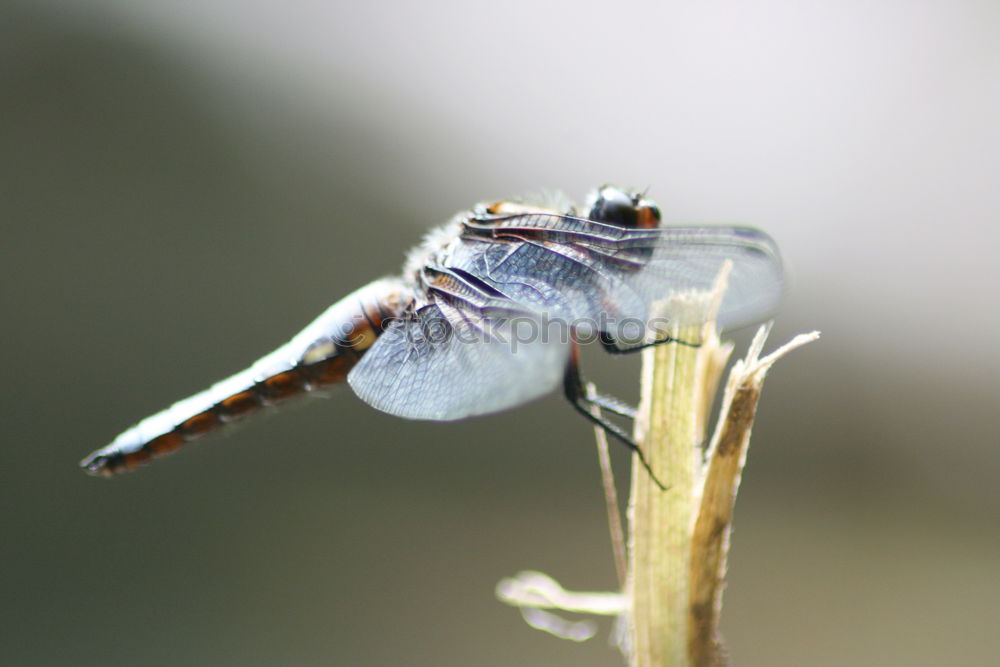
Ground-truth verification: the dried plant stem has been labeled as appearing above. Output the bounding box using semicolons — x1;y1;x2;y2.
587;382;628;588
627;315;715;666
688;328;819;664
495;269;818;665
627;308;818;666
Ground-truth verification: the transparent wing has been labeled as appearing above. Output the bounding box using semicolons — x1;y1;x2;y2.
633;224;782;329
455;214;784;334
347;303;569;420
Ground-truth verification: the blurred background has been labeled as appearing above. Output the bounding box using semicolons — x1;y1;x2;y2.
3;1;998;665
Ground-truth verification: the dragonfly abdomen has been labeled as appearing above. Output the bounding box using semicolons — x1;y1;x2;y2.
81;279;410;477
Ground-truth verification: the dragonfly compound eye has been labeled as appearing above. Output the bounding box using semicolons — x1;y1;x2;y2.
634;199;661;228
588;186;637;226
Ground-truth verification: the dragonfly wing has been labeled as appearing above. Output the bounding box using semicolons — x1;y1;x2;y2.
631;225;783;330
443;236;646;337
457;215;783;334
347;303;569;421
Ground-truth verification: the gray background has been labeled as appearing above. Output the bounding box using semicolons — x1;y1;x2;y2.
3;1;998;665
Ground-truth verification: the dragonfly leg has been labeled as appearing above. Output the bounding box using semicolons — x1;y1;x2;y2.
583;390;637;420
599;332;701;355
563;351;666;491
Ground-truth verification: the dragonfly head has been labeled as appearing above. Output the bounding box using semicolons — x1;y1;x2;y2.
586;185;661;229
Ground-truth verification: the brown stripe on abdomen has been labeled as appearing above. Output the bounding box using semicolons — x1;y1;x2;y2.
80;278;411;478
80;359;349;477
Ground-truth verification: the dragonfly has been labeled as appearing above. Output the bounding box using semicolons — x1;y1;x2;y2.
80;185;783;479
